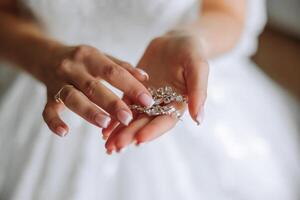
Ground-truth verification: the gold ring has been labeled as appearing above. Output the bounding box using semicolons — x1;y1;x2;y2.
54;84;74;104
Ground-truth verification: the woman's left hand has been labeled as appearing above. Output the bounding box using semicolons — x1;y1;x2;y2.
103;31;209;153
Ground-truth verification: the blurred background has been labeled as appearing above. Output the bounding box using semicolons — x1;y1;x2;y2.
252;0;300;100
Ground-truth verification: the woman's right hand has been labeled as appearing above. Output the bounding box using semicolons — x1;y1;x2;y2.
40;44;154;137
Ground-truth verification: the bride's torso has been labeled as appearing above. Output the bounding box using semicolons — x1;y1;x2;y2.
20;0;198;63
0;0;265;100
19;0;266;64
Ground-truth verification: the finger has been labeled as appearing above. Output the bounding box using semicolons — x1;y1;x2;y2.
185;58;209;125
59;86;111;128
134;101;185;143
134;114;178;144
102;95;133;138
42;100;68;137
105;115;152;153
87;55;154;108
106;55;149;81
63;62;134;126
105;124;124;154
102;119;119;139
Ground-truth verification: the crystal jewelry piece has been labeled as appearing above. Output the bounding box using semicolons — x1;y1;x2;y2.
148;86;187;105
129;86;187;118
129;104;182;118
54;84;74;104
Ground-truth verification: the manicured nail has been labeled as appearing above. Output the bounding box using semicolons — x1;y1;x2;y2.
95;113;111;128
138;93;155;108
106;149;112;155
133;139;138;146
133;139;143;146
195;106;205;126
102;135;108;140
56;126;67;137
117;147;127;153
135;68;149;80
120;147;127;153
117;110;133;126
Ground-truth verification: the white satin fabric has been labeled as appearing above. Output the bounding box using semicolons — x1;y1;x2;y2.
0;1;299;200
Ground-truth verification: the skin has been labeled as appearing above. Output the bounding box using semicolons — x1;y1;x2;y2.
104;0;246;153
0;0;155;136
0;0;246;153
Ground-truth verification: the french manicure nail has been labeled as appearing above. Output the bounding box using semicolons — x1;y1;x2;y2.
95;114;111;128
102;135;108;140
138;93;155;108
117;147;127;153
133;139;143;146
196;106;205;126
117;110;133;126
56;126;67;137
106;149;113;155
120;147;127;153
136;68;149;80
133;139;138;146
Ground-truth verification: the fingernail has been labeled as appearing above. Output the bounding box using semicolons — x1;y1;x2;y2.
195;106;205;126
102;135;108;140
138;93;155;108
106;149;113;155
135;68;149;80
95;114;111;128
117;147;127;153
133;139;143;146
56;126;67;137
117;110;133;126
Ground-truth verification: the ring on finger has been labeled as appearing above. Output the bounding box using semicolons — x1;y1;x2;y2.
54;84;75;104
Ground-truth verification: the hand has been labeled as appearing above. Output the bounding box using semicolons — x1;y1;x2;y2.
41;45;155;137
104;31;209;153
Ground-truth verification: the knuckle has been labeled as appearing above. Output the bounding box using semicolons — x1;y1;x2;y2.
120;61;133;69
83;79;99;99
86;109;97;122
56;58;73;77
73;45;97;62
109;99;124;112
102;65;124;80
127;87;141;98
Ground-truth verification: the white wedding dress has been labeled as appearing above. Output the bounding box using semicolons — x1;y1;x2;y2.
0;0;299;200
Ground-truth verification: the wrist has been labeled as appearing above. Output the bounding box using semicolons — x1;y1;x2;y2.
27;38;66;82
